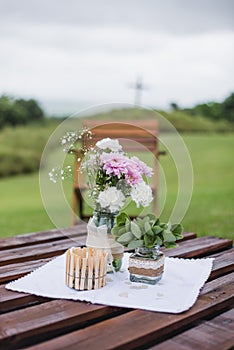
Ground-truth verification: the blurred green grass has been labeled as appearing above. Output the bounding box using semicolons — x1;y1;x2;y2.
0;133;233;240
0;121;60;177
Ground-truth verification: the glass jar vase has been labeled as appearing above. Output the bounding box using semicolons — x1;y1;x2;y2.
93;209;119;232
93;209;124;272
128;245;165;285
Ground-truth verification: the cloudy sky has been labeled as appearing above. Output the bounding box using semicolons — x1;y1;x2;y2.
0;0;233;115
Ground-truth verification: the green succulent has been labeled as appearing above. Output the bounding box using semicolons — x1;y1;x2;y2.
111;212;183;249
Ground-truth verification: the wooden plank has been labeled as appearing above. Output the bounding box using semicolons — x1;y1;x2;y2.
164;236;232;258
178;232;197;241
0;300;124;350
0;237;86;267
149;308;234;350
2;273;233;350
0;224;87;251
208;248;234;281
0;285;51;314
0;258;52;284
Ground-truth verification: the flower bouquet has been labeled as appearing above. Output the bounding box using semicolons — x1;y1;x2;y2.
81;137;154;272
49;131;154;273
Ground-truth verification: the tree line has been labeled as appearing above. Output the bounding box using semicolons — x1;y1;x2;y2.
0;95;45;129
170;92;234;123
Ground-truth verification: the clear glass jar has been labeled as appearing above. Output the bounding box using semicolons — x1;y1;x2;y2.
128;245;165;285
93;209;119;233
93;209;124;272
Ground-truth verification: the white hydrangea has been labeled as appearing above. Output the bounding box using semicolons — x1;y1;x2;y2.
96;138;122;152
130;182;153;208
97;187;125;212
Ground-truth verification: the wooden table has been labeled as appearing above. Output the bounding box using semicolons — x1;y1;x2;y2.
0;225;233;350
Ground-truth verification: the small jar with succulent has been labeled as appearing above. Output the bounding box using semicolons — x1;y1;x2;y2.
112;212;183;284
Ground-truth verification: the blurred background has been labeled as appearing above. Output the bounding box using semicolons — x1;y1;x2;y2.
0;0;233;239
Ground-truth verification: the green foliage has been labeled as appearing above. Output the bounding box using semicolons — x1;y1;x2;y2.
112;212;183;249
222;92;234;122
181;92;234;123
0;95;45;129
0;121;60;177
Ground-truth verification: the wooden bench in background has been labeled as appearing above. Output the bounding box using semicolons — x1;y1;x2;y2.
71;119;166;225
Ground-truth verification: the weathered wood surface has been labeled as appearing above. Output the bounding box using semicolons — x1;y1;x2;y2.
8;274;233;350
1;234;231;268
0;224;87;250
0;224;233;350
149;308;234;350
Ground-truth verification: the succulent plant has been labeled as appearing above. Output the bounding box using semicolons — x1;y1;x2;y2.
111;212;183;249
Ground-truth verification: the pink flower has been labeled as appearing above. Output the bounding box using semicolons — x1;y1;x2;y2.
100;153;130;179
125;165;142;186
131;156;153;178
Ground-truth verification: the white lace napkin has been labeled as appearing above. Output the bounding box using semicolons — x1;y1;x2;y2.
6;253;214;313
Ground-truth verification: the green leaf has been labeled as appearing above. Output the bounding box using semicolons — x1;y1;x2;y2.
156;236;163;246
144;234;157;248
128;240;144;249
142;216;150;224
125;219;131;232
117;231;134;245
145;229;154;236
135;218;144;230
155;218;160;225
131;221;142;239
146;213;157;225
164;242;177;249
111;226;121;237
160;223;168;229
118;226;128;235
116;212;130;227
152;225;163;234
163;230;177;242
171;224;183;238
144;221;151;233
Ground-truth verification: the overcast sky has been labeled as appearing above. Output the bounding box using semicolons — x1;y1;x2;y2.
0;0;233;115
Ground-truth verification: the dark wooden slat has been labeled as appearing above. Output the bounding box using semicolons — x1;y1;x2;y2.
208;248;234;281
0;224;87;251
149;308;234;350
0;300;124;350
0;285;51;314
0;237;86;267
177;232;197;241
164;236;232;258
0;258;52;284
0;273;234;350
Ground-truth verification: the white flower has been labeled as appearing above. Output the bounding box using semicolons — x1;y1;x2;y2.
130;182;153;208
96;138;122;152
97;187;125;212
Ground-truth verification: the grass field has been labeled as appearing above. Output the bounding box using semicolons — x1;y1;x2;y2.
0;133;233;240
